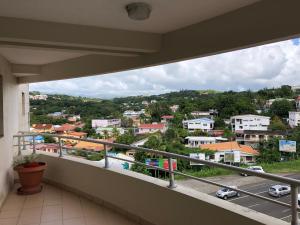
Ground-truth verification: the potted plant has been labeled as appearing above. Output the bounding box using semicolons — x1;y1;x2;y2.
13;154;47;195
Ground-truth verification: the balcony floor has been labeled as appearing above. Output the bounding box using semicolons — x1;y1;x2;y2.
0;183;139;225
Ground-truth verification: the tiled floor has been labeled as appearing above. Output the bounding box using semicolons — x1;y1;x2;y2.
0;183;139;225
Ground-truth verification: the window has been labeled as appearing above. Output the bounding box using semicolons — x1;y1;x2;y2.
0;75;3;137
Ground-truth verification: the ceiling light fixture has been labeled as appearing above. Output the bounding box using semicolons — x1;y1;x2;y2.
126;2;151;21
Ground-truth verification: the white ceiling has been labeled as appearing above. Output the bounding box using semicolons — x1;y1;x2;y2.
0;0;260;33
0;47;87;65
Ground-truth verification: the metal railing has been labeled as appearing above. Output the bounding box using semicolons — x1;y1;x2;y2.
13;132;300;225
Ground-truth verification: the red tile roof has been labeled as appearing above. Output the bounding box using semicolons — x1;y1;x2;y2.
32;124;53;130
54;124;75;132
139;123;165;129
161;115;174;119
200;141;258;155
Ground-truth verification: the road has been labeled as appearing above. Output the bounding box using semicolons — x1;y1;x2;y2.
210;174;300;223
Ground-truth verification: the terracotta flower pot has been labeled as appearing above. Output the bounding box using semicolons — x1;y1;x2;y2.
14;162;47;195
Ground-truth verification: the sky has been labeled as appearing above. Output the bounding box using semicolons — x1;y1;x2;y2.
30;38;300;99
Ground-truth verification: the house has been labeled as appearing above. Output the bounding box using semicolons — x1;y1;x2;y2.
185;136;227;148
200;141;259;164
35;143;60;154
161;115;174;123
67;115;81;123
182;118;214;132
92;119;121;128
170;105;179;113
138;123;167;134
61;132;88;144
47;112;66;118
123;110;145;118
29;94;48;100
54;123;76;134
230;114;270;132
74;139;113;152
208;130;225;137
96;127;125;136
236;130;286;148
31;124;54;133
190;109;218;119
289;111;300;128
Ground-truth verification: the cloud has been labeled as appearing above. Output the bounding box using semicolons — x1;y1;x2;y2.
30;39;300;99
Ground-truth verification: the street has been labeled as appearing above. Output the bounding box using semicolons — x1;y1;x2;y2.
210;174;300;223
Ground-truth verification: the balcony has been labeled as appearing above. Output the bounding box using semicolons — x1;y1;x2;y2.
6;133;299;225
1;183;137;225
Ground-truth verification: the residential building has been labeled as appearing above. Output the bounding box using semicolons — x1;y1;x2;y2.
123;110;145;118
208;130;225;137
185;136;227;148
182;118;214;132
35;143;59;154
96;127;125;136
230;114;270;132
138;123;167;134
170;105;179;112
74;139;113;152
200;141;259;164
47;111;66;118
67;115;81;123
289;111;300;128
29;94;48;100
295;96;300;111
61;131;88;144
54;123;76;134
191;109;218;119
236;130;286;148
92;119;121;128
31;124;54;133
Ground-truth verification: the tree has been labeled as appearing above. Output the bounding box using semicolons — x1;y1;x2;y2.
121;117;133;128
144;135;162;149
269;116;286;131
269;100;293;118
74;127;82;132
256;138;281;163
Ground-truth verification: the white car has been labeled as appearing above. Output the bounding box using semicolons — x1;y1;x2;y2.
216;186;240;200
241;166;265;176
268;185;291;197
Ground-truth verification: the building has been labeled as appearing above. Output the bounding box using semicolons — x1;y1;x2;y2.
295;96;300;111
92;119;121;128
230;115;270;132
200;141;259;164
96;127;125;136
236;130;286;148
35;143;60;154
31;124;54;133
47;112;66;118
289;111;300;128
185;136;227;148
182;118;214;132
54;123;76;134
74;139;113;152
170;105;179;112
61;131;88;144
29;94;48;100
123;110;144;118
191;109;218;118
138;123;167;134
67;115;81;123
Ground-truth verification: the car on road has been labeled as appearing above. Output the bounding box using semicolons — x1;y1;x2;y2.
216;186;240;200
268;185;291;197
241;166;265;176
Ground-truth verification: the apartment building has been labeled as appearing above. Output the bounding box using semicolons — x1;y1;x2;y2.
289;111;300;128
185;136;227;148
182;118;214;132
230;114;270;132
138;123;167;134
92;119;121;128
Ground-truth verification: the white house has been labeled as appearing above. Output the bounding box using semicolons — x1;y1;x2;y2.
182;118;214;132
92;119;121;128
123;110;145;118
230;114;270;132
29;94;48;100
289;111;300;128
138;123;167;134
185;136;227;148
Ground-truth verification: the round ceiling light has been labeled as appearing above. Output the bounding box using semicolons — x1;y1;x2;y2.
126;2;152;21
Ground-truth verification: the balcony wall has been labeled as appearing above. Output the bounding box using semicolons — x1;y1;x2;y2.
38;153;287;225
0;55;29;207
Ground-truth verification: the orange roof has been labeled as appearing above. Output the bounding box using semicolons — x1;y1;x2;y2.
55;123;75;132
32;124;53;130
67;132;87;137
139;123;165;129
74;139;113;151
200;141;258;155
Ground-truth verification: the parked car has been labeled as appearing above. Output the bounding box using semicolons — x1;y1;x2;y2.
268;185;291;197
216;186;240;200
241;166;265;176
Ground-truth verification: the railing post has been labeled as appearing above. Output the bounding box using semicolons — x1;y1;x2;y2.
17;136;21;156
104;144;109;168
58;137;63;157
22;132;26;150
32;135;36;154
291;185;299;225
168;157;176;188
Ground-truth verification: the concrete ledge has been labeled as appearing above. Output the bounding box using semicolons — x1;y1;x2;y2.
38;154;288;225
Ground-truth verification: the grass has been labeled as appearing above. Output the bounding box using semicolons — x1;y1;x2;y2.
259;159;300;174
175;167;233;180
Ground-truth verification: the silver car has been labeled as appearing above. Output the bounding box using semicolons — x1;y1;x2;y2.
216;186;240;200
268;185;291;197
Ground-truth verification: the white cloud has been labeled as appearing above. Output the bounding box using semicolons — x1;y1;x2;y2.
30;39;300;99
